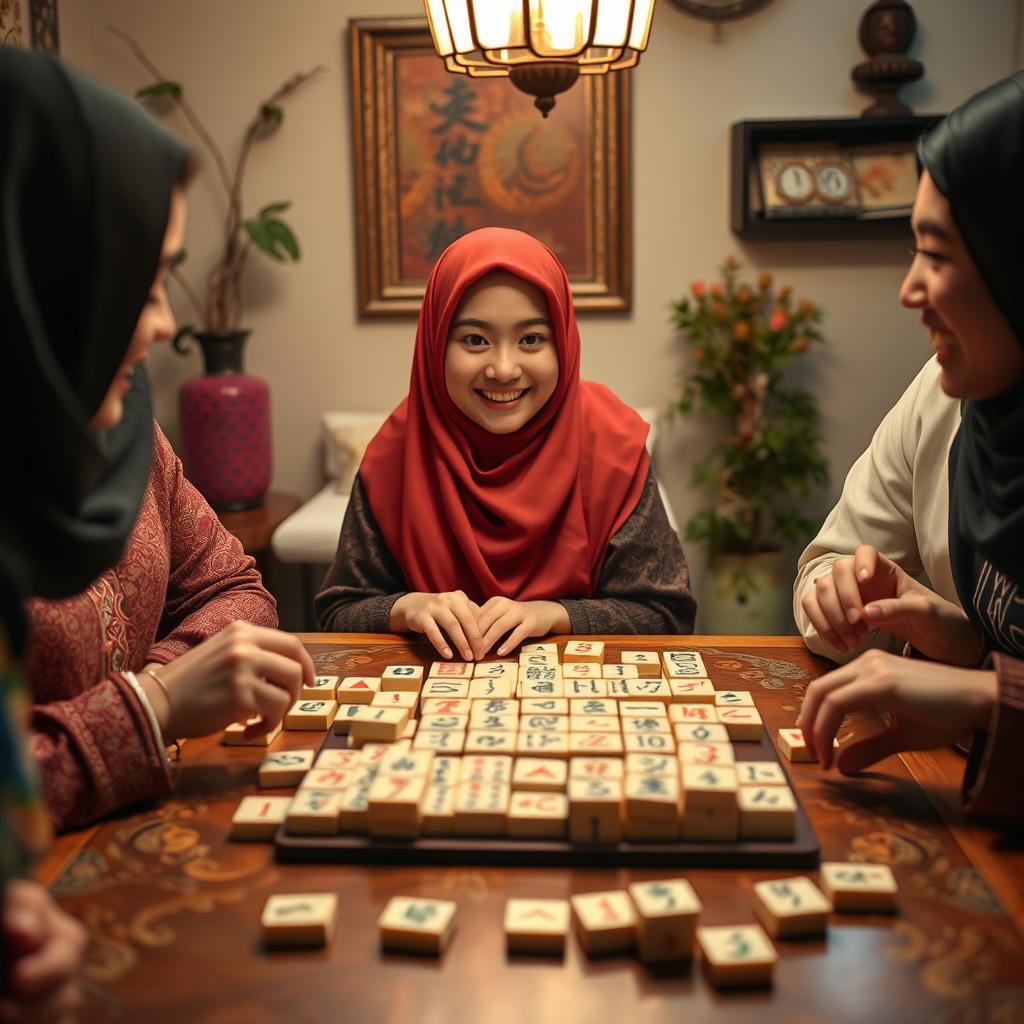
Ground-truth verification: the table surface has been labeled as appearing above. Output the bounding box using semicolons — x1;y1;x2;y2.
41;634;1024;1024
214;491;301;555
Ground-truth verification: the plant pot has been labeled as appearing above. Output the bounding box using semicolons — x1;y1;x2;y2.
178;330;272;512
704;549;790;635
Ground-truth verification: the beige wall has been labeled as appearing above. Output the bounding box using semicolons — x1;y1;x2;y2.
58;0;1020;623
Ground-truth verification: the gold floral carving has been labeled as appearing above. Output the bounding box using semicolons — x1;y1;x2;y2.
885;921;1014;1000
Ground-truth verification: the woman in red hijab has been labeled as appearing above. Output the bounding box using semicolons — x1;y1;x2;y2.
316;228;695;659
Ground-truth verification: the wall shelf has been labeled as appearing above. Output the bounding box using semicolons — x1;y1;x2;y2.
730;115;943;241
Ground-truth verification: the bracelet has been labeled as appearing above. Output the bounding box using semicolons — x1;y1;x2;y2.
141;667;173;709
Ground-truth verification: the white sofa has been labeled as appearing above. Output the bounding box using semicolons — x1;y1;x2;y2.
271;407;679;622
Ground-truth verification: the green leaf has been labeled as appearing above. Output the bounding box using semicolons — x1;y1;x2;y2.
263;218;300;261
258;201;291;219
243;218;284;261
136;81;183;101
261;103;284;125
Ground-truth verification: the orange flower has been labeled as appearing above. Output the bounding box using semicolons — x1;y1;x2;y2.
736;286;753;303
711;282;724;298
758;271;773;290
712;301;728;320
691;280;705;299
769;309;790;332
793;336;810;353
691;345;707;361
732;321;752;341
777;285;792;303
798;298;814;315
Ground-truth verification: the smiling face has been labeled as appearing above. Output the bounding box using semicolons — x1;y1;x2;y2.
89;186;187;429
443;269;559;434
899;170;1023;400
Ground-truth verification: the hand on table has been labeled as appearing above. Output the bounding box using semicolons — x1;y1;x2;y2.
137;621;314;740
390;591;485;661
802;544;984;664
797;649;997;774
389;593;570;660
0;879;87;1024
477;599;571;658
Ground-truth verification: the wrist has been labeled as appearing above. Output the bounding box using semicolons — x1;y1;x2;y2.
137;664;172;733
389;594;414;631
965;669;998;732
535;601;570;635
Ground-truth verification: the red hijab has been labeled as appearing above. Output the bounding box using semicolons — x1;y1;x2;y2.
359;227;650;603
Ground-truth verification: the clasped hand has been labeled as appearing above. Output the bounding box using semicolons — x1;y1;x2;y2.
390;591;570;660
801;543;984;665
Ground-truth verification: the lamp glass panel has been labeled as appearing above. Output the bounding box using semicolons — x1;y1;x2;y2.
627;0;655;50
472;0;527;49
592;0;631;46
444;0;475;52
527;0;593;56
425;0;454;55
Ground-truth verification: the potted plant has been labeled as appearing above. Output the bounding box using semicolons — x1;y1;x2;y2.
113;28;324;511
670;257;829;633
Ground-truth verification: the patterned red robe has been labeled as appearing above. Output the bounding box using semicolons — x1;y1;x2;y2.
24;425;278;830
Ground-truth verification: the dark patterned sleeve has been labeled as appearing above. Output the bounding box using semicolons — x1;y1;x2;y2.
962;652;1024;828
559;468;697;635
315;474;407;633
145;428;278;664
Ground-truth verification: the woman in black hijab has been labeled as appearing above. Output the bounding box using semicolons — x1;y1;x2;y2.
799;72;1024;828
1;45;190;1022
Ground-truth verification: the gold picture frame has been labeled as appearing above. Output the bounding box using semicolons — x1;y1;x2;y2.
348;18;631;317
0;0;59;52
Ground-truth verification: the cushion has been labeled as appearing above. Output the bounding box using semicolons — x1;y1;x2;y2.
321;412;386;494
271;484;349;564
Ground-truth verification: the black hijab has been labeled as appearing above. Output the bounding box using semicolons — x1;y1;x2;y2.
918;73;1024;608
0;48;189;650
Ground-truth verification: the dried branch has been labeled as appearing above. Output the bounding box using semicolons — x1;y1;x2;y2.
170;266;205;322
108;25;234;201
213;65;326;331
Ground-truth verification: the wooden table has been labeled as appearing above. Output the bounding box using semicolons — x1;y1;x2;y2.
40;635;1024;1023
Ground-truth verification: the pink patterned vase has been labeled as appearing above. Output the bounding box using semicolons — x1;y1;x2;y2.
178;331;271;512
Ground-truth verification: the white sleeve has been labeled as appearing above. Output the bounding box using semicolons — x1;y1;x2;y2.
793;364;931;662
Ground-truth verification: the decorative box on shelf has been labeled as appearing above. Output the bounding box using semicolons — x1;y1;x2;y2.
731;116;942;241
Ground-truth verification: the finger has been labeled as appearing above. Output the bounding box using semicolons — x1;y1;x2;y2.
244;649;306;702
476;600;510;640
2;887;46;957
500;621;536;656
836;725;906;775
247;681;292;731
481;612;521;656
9;922;86;1000
452;595;485;661
813;675;891;770
417;616;453;659
832;558;868;632
863;594;932;626
437;608;473;662
232;624;316;685
797;661;858;759
853;544;880;584
801;591;847;654
813;575;858;650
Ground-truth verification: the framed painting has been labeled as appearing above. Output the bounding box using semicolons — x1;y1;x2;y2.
348;18;631;317
0;0;58;52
